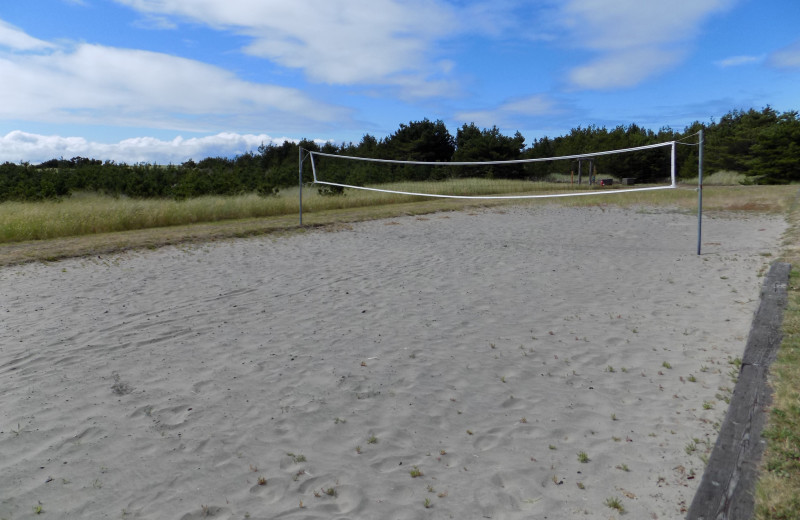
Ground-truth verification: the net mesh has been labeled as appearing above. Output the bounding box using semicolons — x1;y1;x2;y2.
305;141;676;200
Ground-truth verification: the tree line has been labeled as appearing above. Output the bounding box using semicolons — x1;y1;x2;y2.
1;106;797;202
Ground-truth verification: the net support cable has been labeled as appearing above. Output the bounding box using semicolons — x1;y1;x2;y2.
303;141;677;200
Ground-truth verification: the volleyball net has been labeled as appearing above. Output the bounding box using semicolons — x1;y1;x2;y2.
302;141;676;200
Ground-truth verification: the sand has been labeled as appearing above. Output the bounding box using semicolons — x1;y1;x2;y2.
0;204;786;519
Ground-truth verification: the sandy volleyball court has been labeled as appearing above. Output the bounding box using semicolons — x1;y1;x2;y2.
0;205;786;519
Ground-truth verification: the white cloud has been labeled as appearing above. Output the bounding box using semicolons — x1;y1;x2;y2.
131;15;178;30
768;40;800;69
562;0;731;50
501;95;559;116
0;20;55;51
114;0;461;92
559;0;735;89
0;130;299;164
569;48;683;89
715;55;763;68
455;94;560;128
0;41;349;132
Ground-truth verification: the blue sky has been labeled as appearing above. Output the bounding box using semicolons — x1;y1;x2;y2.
1;0;798;164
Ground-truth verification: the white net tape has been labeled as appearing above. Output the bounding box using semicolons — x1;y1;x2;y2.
305;141;676;200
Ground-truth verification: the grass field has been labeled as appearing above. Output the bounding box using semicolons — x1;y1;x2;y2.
755;189;800;520
1;181;799;518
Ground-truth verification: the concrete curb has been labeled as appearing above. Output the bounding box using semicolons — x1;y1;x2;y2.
686;262;791;520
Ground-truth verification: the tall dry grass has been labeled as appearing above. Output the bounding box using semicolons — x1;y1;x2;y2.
0;179;649;243
0;192;295;242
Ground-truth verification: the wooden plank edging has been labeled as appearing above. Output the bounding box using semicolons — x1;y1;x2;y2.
686;262;791;520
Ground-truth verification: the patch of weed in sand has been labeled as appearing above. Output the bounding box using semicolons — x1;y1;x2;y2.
577;451;590;463
287;452;307;464
424;497;432;508
410;466;424;478
367;434;378;444
605;497;625;513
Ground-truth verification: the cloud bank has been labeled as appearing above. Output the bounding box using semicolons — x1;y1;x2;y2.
0;131;299;164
